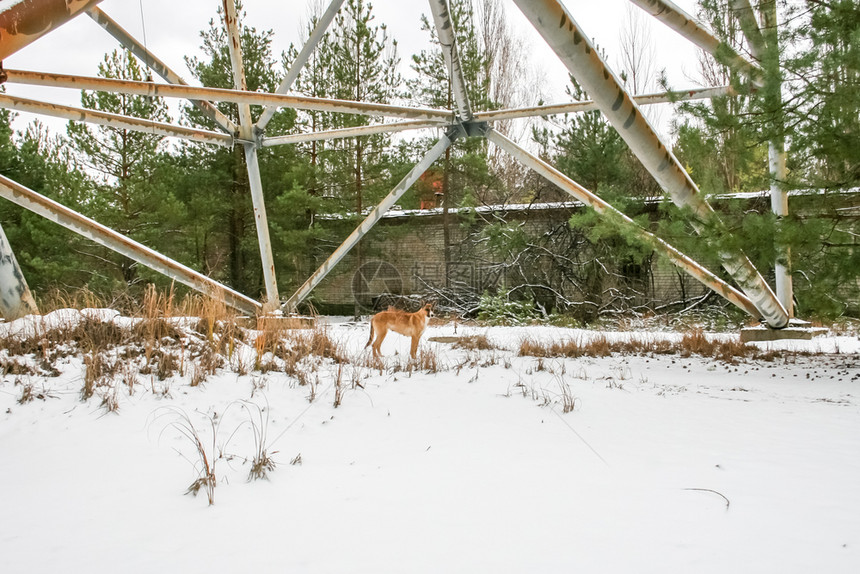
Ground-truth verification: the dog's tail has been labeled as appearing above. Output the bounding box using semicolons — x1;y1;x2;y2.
366;320;374;348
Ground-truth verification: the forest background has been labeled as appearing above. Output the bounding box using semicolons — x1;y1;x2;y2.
0;0;856;320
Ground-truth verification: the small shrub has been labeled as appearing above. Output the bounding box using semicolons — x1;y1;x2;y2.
559;381;578;414
81;352;114;401
155;349;181;380
121;363;138;395
232;350;253;376
477;292;539;326
1;356;37;376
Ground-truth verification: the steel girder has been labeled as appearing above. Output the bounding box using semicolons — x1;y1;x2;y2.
0;0;792;326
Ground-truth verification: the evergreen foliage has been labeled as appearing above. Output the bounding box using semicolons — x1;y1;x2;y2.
67;49;182;290
0;1;857;321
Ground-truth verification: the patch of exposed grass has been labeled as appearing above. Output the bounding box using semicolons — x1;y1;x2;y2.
453;334;495;351
518;329;806;363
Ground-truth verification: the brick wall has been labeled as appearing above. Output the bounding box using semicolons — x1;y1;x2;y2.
310;203;710;312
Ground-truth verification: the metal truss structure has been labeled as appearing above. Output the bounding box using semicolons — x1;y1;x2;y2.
0;0;791;328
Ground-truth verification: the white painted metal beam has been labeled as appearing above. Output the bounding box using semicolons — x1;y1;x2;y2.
86;6;237;134
0;93;232;147
285;134;454;311
1;69;455;122
0;222;39;320
256;0;346;131
222;0;279;313
512;0;788;328
0;174;262;315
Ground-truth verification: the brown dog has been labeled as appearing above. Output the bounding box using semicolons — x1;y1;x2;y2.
366;303;433;359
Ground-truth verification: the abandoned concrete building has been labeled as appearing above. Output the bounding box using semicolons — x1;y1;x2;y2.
311;199;710;316
308;188;860;318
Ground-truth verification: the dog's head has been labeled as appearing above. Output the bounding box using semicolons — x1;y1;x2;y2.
423;302;434;317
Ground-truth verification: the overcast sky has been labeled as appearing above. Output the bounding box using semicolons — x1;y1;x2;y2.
2;0;706;137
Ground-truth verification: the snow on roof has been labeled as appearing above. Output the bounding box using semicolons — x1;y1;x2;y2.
317;187;860;221
380;187;860;219
380;200;583;219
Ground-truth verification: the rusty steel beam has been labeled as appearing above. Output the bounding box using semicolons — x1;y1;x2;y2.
0;0;105;60
488;128;762;319
263;119;445;147
256;0;345;132
428;0;474;121
513;0;788;328
222;0;279;313
222;0;253;133
0;93;233;147
0;221;39;320
86;6;237;134
0;174;262;315
627;0;763;84
2;69;455;122
475;85;733;123
285;133;455;311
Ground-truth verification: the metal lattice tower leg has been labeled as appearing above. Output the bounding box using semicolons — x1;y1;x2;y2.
0;0;796;326
0;222;39;320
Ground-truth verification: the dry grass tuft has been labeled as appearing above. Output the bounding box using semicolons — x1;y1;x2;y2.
82;352;112;401
333;364;344;408
16;378;35;404
154;349;181;380
2;356;37;376
37;287;107;313
154;406;219;505
453;334;495;351
278;325;346;366
518;330;780;363
416;347;441;373
99;386;120;413
678;329;756;363
558;377;579;414
239;399;277;481
518;336;614;358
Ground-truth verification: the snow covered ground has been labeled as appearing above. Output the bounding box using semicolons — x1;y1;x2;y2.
1;311;859;573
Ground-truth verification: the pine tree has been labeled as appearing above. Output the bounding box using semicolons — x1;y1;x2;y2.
673;1;769;196
409;0;494;208
295;0;402;315
669;0;860;318
0;111;96;292
325;0;402;214
783;0;859;188
182;0;296;296
66;49;184;291
552;77;633;195
409;0;498;293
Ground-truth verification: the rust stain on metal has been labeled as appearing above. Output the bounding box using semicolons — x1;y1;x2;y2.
0;0;105;59
0;0;69;37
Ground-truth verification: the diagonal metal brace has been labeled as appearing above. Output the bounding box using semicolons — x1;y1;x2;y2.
284;132;458;311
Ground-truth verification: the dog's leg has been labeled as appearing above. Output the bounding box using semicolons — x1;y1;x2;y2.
410;336;419;359
372;327;387;358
